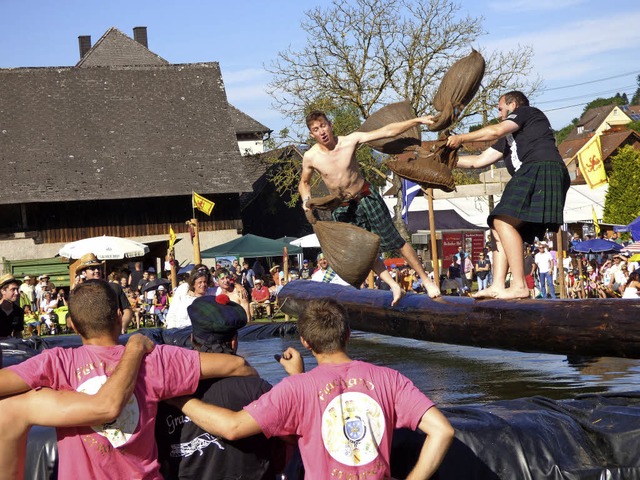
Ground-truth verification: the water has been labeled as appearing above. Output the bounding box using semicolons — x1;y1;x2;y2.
237;329;640;407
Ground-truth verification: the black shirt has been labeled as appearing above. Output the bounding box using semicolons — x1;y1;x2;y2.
156;376;281;480
0;300;23;337
492;106;563;176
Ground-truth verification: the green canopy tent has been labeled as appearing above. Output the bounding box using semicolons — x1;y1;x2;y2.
201;234;303;258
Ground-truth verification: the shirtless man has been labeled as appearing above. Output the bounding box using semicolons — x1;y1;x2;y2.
215;268;251;321
299;110;441;305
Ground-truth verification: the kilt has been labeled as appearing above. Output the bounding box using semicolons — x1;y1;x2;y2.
489;160;570;244
332;187;406;252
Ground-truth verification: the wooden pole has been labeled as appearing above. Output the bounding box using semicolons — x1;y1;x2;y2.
557;227;566;299
427;188;440;287
283;246;289;321
191;218;202;265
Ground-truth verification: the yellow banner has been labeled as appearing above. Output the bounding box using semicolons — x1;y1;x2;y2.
577;134;607;189
192;192;215;216
169;225;177;250
592;206;600;237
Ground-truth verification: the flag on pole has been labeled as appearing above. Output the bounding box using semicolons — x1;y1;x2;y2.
169;225;177;250
402;179;421;222
577;134;607;189
592;206;600;237
192;192;215;216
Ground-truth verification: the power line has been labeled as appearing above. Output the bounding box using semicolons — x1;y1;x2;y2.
542;71;640;92
538;84;637;105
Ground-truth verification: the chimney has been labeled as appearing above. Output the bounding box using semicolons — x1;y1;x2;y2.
133;27;148;48
78;35;92;59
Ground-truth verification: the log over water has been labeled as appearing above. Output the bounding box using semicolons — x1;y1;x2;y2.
278;281;640;359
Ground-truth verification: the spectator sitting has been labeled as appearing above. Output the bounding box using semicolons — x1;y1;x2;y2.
23;305;41;337
250;278;272;319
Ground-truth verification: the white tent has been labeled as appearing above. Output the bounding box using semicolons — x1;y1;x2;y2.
384;183;608;227
291;233;321;248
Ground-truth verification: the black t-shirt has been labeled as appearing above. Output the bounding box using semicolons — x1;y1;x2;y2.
0;300;23;337
156;375;281;480
448;263;461;279
108;282;131;312
475;260;491;280
492;106;563;176
524;254;536;276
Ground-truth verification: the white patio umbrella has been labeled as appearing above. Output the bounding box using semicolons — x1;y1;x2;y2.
622;241;640;254
59;235;149;260
290;233;321;248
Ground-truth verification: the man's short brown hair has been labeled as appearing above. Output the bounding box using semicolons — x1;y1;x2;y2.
298;298;349;354
69;280;119;338
305;110;330;129
501;91;530;108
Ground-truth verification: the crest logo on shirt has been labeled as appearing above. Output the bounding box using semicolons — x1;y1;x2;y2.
77;375;140;448
321;391;385;467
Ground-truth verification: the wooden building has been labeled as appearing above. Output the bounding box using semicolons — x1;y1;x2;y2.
0;27;278;268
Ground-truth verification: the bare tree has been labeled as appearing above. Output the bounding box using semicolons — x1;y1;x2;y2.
265;0;541;237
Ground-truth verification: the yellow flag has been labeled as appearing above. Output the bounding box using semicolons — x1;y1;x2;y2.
169;225;177;250
592;206;600;237
192;192;215;216
577;134;607;189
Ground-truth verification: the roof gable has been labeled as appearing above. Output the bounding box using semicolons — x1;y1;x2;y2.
565;105;631;141
228;104;271;135
76;27;168;67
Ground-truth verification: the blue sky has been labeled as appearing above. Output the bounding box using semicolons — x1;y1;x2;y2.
2;0;639;134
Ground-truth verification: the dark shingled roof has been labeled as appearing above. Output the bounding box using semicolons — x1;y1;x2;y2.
228;104;271;135
0;62;252;205
76;27;168;67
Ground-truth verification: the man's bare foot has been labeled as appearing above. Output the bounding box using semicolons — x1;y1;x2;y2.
494;287;531;300
424;280;441;298
390;285;405;306
472;286;503;299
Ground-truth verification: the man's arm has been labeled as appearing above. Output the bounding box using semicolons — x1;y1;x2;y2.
455;147;504;169
405;407;455;480
446;120;519;149
298;152;315;211
169;397;263;441
350;116;434;146
199;352;258;379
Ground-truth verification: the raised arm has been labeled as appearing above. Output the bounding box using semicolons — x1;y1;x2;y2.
199;352;258;379
406;406;455;480
447;119;519;149
350;116;434;146
169;397;263;441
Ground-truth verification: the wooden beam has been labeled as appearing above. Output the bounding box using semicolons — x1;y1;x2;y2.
279;281;640;359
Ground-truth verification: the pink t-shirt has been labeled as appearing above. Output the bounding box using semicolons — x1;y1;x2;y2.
8;344;200;479
245;360;434;480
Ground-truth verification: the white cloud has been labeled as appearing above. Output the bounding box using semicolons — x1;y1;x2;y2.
480;10;640;82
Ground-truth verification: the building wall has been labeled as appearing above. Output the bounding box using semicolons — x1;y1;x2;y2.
238;139;265;156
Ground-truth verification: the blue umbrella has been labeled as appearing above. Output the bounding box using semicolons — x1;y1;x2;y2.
178;264;195;275
571;239;623;254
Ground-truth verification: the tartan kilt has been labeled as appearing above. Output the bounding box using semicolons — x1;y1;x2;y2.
489;161;570;244
332;188;406;252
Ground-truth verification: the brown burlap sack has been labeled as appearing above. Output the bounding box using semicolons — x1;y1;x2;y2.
428;49;486;132
356;101;421;154
307;193;345;211
386;144;456;192
305;209;380;288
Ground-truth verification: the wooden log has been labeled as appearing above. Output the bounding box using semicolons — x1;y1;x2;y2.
278;281;640;359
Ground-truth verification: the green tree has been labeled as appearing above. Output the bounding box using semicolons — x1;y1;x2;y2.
631;74;640;105
581;93;628;116
554;118;579;145
603;145;640;224
628;120;640;134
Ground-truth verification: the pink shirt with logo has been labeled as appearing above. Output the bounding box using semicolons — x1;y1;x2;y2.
8;344;200;479
245;360;434;480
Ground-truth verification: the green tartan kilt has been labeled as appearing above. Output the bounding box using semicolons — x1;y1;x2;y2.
489;161;570;244
332;188;406;252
